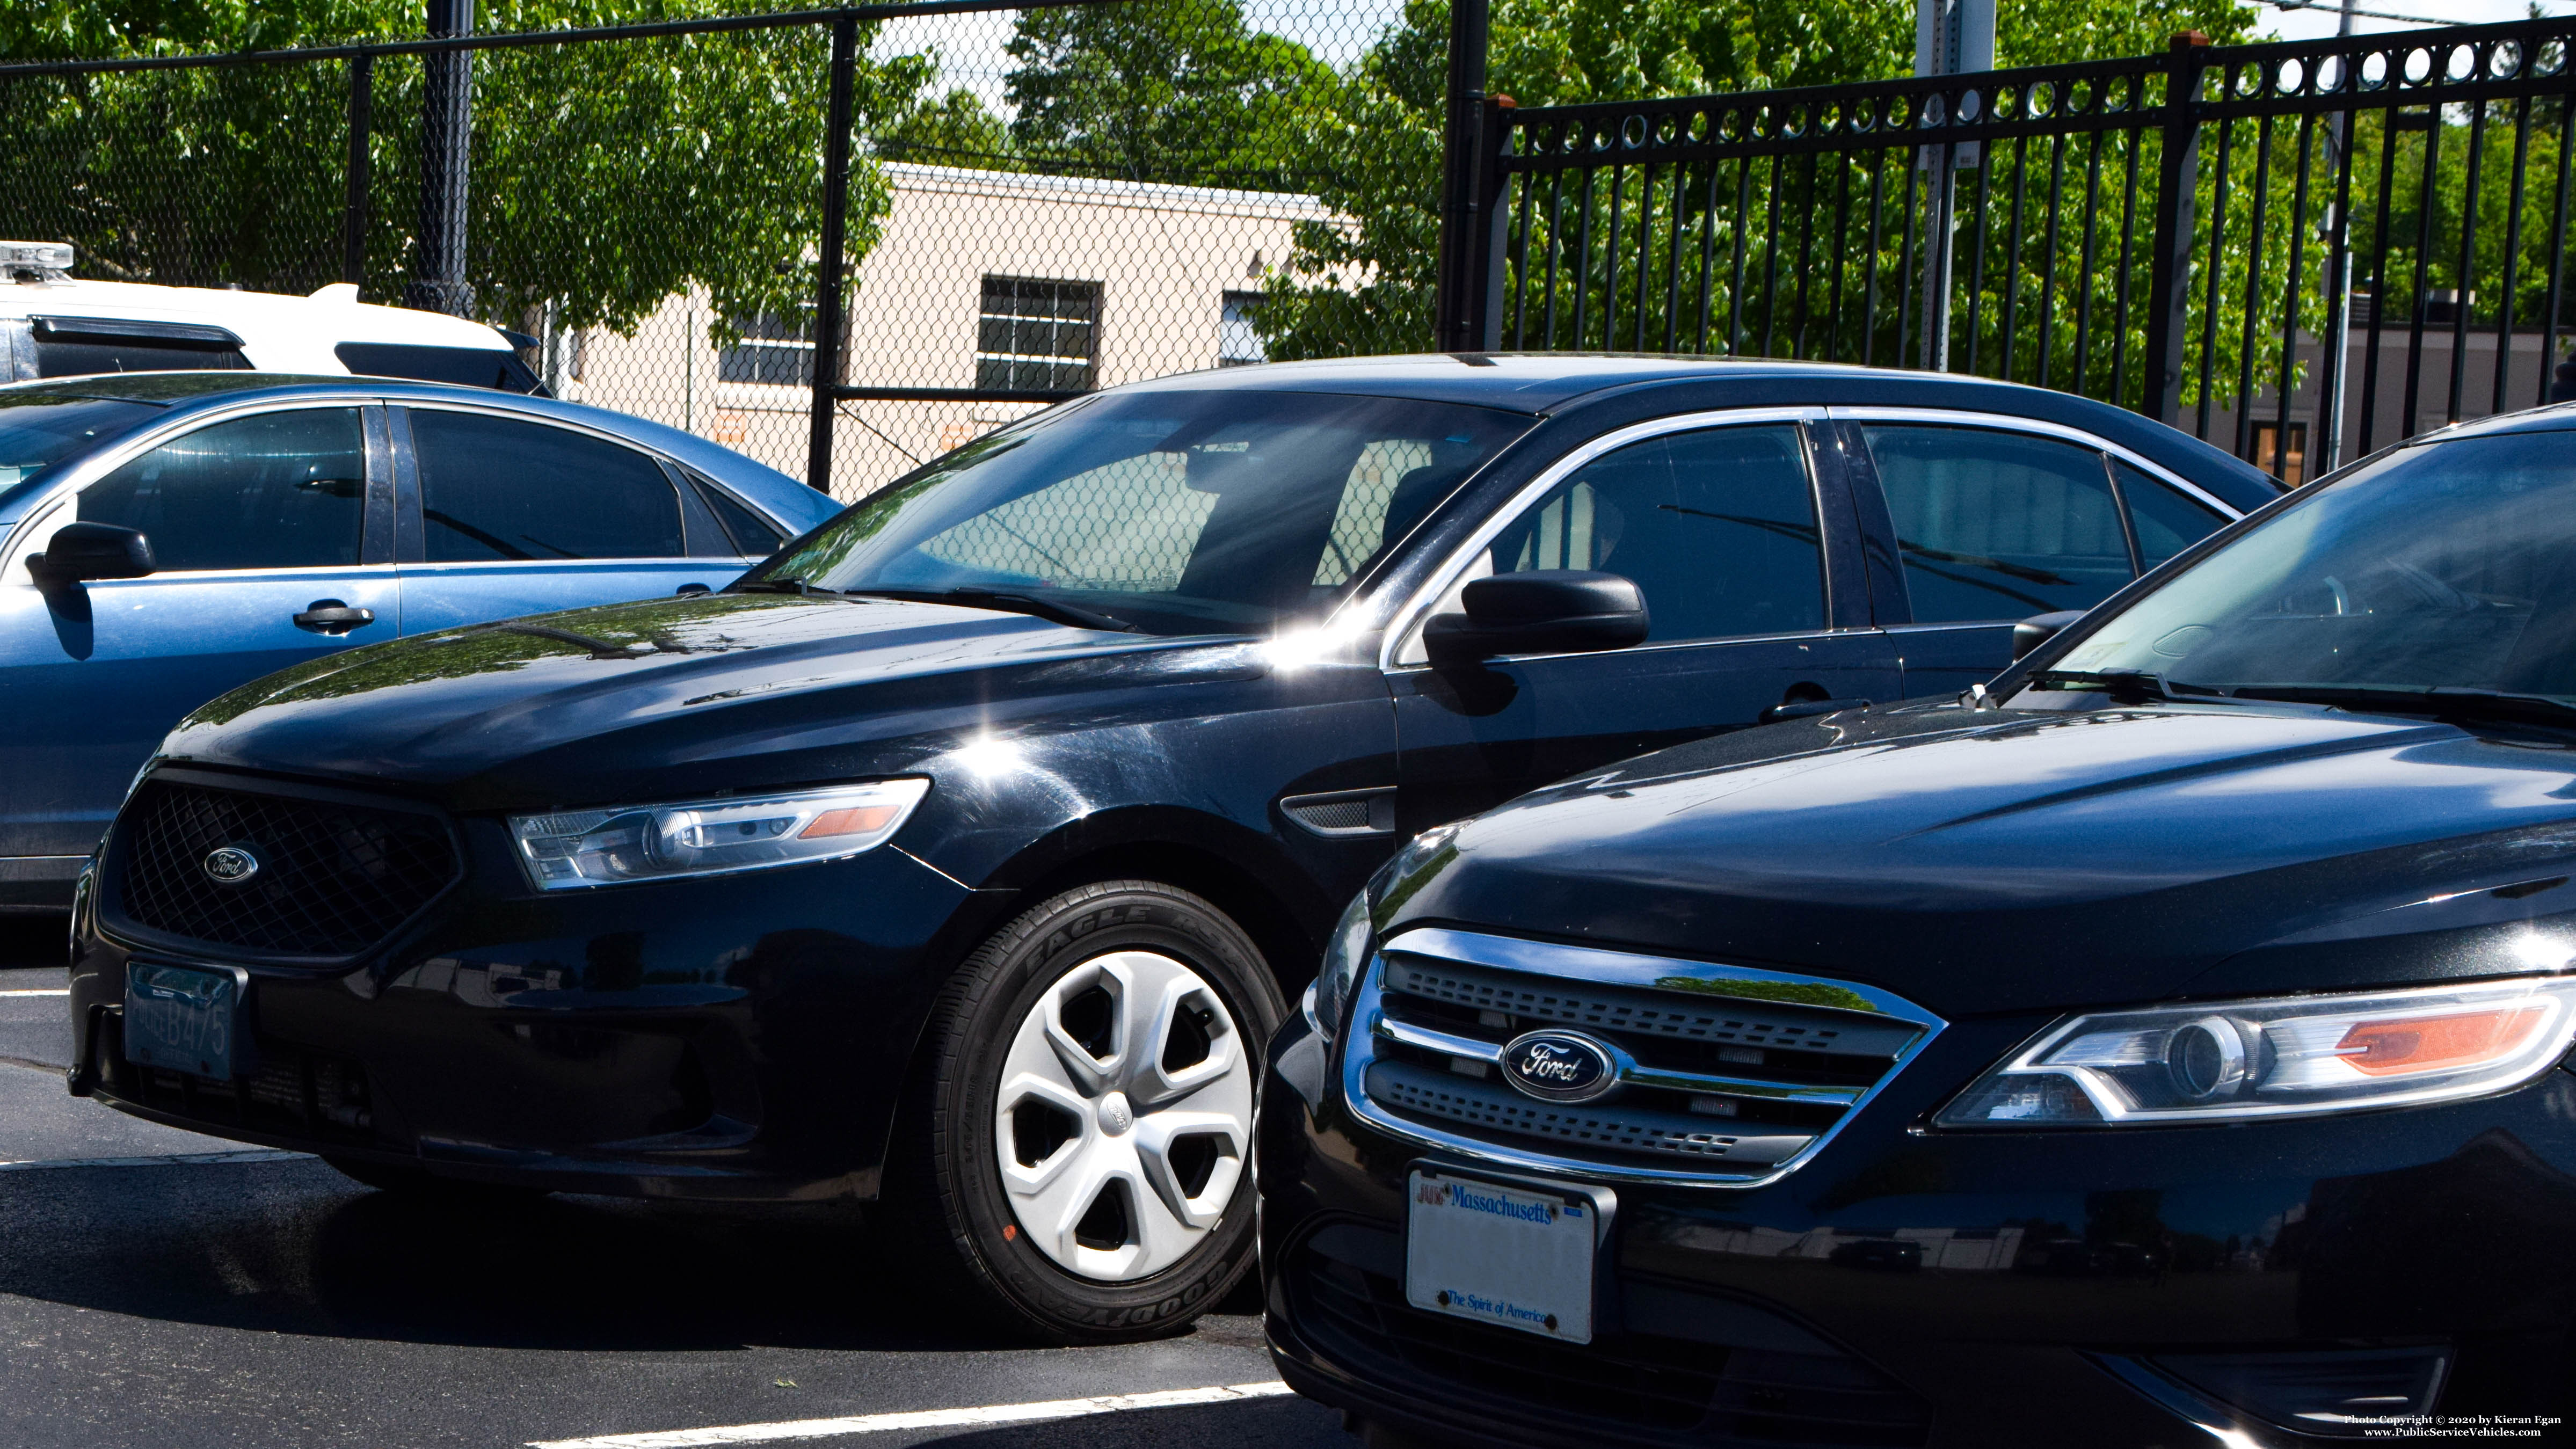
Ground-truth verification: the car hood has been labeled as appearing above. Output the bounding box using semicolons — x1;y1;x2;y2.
162;593;1269;809
1386;703;2576;1015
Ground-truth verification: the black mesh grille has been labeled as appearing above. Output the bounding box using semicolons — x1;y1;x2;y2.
110;778;459;958
1291;1245;1931;1446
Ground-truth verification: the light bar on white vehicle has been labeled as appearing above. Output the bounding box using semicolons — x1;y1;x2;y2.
510;780;930;891
1;241;75;278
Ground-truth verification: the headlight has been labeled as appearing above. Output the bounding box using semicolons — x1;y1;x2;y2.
1310;890;1375;1042
510;779;929;891
1937;974;2576;1127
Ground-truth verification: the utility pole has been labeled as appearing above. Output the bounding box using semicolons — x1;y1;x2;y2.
2315;0;2360;473
409;0;476;316
1915;0;1994;372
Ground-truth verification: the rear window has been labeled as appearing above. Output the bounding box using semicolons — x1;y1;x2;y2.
30;316;252;377
336;342;541;394
36;339;250;377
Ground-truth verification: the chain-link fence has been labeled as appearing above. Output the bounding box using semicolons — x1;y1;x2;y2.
0;0;1428;503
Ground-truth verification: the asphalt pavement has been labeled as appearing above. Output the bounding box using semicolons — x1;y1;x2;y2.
0;916;1350;1449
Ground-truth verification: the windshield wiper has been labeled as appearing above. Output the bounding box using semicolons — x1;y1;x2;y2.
839;586;1140;634
2223;684;2576;729
727;577;842;596
2027;668;2235;705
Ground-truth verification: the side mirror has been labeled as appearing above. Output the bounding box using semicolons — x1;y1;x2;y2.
29;522;156;589
1424;570;1649;662
2011;608;2089;661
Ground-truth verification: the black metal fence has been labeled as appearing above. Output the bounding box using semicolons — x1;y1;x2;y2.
1443;15;2576;483
0;0;1399;500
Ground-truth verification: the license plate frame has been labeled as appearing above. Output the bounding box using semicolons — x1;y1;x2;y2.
123;961;253;1081
1405;1163;1615;1345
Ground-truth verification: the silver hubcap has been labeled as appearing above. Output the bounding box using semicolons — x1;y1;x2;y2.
993;950;1252;1283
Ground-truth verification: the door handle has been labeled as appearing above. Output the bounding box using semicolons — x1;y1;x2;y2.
295;600;377;636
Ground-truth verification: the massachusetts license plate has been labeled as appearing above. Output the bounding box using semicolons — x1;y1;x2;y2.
123;962;249;1080
1405;1167;1607;1344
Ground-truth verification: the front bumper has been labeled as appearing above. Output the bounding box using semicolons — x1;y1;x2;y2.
69;805;980;1202
1256;1013;2576;1449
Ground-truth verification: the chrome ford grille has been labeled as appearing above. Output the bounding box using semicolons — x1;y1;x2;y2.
1342;928;1944;1186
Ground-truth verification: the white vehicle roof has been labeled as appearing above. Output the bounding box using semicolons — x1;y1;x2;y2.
2;243;515;376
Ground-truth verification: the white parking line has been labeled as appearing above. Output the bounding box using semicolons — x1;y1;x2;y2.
0;988;69;997
526;1381;1298;1448
0;1149;309;1173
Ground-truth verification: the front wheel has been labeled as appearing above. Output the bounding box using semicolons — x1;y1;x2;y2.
889;879;1284;1343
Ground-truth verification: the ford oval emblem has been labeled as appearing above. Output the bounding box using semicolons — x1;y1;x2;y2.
202;844;263;886
1499;1029;1619;1103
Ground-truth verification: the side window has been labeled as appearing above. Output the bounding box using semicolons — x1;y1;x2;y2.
409;411;682;562
78;409;367;572
1486;424;1824;644
2116;462;2228;569
1861;425;2130;622
690;477;787;556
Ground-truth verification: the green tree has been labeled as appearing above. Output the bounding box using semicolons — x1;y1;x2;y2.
1002;0;1339;190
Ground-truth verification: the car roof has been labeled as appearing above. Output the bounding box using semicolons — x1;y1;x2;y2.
1;278;512;352
1120;353;2283;509
0;373;814;509
2398;400;2576;445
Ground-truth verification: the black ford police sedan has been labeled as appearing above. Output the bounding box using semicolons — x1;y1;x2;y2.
61;356;2271;1344
1261;405;2576;1443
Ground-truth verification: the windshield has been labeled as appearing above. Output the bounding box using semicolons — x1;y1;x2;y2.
2051;429;2576;699
0;394;162;491
751;389;1529;635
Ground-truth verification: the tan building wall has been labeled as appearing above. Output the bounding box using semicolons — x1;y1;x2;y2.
555;163;1342;504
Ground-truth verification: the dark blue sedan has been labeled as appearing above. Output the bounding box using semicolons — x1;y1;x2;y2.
0;373;840;909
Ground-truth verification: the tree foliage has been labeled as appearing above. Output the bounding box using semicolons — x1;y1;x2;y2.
1001;0;1338;190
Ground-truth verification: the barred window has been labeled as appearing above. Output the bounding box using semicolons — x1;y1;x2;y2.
718;309;821;387
976;276;1100;392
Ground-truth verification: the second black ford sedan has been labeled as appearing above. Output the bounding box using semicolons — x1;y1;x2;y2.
1261;404;2576;1444
59;356;2271;1343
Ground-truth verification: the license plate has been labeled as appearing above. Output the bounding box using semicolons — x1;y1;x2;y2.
1406;1167;1609;1344
123;962;250;1080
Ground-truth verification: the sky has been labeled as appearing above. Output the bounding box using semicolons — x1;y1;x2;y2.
877;0;2575;130
2252;0;2574;39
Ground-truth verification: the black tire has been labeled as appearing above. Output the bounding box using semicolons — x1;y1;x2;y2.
322;1154;549;1203
887;879;1285;1344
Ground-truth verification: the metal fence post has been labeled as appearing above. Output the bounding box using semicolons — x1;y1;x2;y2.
1918;140;1955;372
407;0;476;316
2142;32;2209;424
1433;0;1492;352
806;14;861;496
343;55;373;289
1466;94;1514;352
